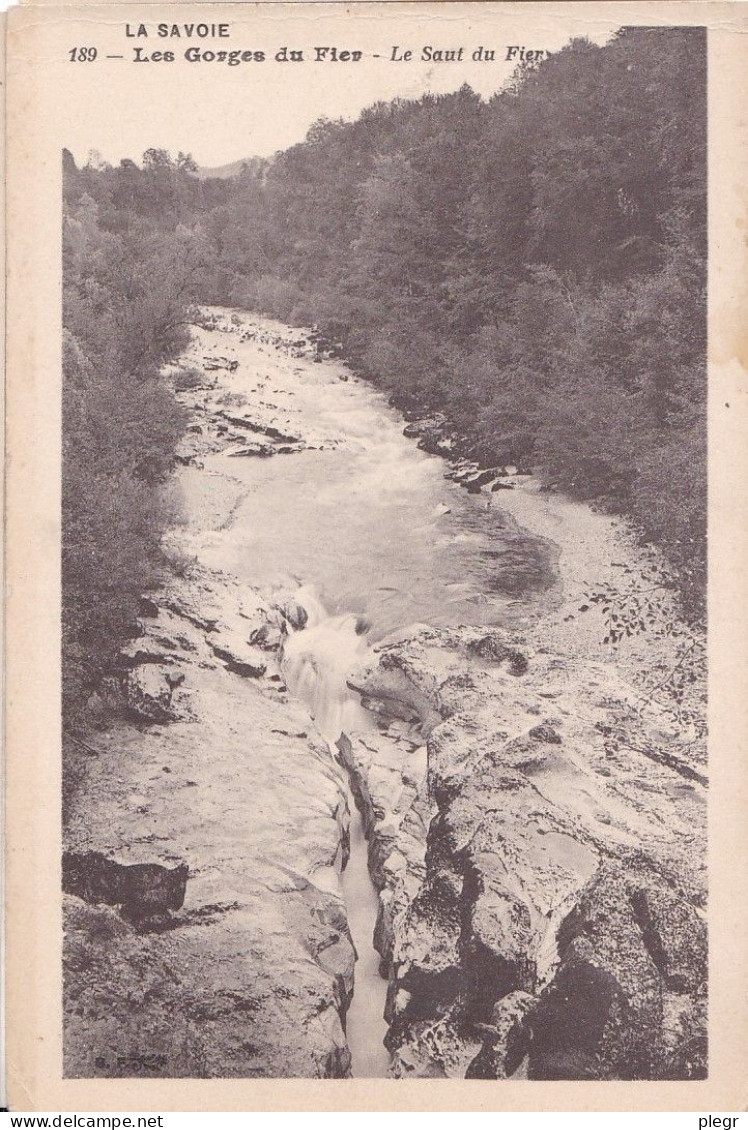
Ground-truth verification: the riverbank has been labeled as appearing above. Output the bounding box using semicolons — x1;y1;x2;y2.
392;410;703;684
390;410;707;753
337;381;707;1080
63;308;707;1080
63;313;365;1077
63;568;356;1077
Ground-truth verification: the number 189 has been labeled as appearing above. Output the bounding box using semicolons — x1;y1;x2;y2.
69;47;98;61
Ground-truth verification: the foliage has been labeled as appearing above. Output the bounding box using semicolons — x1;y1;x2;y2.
62;157;204;720
150;26;705;618
171;366;209;391
573;560;706;734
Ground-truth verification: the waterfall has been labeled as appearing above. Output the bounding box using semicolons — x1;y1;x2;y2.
281;588;391;1076
282;587;372;742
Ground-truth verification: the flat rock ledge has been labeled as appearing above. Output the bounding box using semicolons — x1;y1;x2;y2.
63;567;355;1078
341;625;707;1080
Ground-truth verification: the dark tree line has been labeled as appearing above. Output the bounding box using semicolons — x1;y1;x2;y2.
62;151;201;716
208;27;706;612
63;25;706;717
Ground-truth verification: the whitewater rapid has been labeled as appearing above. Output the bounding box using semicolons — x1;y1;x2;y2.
282;588;391;1076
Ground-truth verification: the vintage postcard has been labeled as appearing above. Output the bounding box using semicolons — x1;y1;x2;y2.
4;0;748;1112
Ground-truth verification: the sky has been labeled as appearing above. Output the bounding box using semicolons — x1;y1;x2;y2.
56;5;620;169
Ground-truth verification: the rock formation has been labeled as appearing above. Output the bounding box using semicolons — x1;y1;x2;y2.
339;626;707;1079
64;573;355;1078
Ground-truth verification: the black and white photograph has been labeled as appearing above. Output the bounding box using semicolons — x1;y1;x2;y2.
56;15;711;1083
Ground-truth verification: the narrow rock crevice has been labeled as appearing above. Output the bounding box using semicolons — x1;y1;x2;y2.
342;625;707;1079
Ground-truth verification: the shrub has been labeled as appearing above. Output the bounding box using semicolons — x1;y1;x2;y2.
172;366;208;391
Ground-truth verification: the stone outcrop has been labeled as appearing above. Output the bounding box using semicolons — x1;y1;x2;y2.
170;314;338;469
340;625;707;1080
401;410;534;494
209;627;268;678
63;851;189;920
63;570;355;1078
120;664;185;723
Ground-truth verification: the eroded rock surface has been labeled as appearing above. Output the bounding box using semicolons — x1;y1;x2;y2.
169;316;336;471
64;571;355;1078
341;626;707;1080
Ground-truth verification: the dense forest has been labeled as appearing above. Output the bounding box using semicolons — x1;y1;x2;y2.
63;25;706;721
62;152;197;714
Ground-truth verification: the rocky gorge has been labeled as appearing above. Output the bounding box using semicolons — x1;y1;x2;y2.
63;309;707;1081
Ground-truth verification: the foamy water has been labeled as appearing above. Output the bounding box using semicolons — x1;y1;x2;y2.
185;316;558;640
281;592;391;1076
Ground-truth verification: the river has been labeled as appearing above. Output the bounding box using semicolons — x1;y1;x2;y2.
180;311;562;1076
186;316;559;641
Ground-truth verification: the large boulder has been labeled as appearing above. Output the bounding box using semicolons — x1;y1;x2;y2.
466;991;535;1079
525;863;707;1080
63;851;188;919
122;664;181;722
